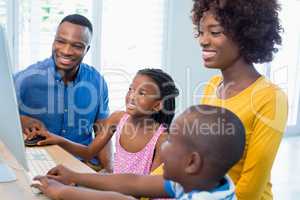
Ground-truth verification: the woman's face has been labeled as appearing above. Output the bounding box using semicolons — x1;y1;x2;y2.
198;11;241;70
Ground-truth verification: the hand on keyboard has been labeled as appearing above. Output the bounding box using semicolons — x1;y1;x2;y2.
30;180;42;194
47;164;77;185
31;176;67;199
26;147;57;195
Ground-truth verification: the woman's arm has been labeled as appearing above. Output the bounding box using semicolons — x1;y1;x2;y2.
235;89;288;200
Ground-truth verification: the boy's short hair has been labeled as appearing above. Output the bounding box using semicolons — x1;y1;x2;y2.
175;104;246;178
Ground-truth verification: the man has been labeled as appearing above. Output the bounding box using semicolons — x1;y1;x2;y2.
14;14;112;171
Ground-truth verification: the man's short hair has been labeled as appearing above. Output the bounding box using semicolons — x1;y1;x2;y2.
59;14;93;35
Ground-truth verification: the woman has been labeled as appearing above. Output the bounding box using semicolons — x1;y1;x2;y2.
192;0;288;199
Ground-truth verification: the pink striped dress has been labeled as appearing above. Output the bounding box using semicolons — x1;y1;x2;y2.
113;114;165;175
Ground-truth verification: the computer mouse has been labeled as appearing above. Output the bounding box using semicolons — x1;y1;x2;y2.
24;135;46;147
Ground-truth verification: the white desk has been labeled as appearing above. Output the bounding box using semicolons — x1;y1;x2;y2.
0;140;95;199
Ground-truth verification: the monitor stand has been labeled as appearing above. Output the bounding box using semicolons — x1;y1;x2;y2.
0;157;16;183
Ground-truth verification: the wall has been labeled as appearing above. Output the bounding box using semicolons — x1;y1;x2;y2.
164;0;218;114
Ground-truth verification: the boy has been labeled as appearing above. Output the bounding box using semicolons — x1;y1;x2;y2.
32;105;245;200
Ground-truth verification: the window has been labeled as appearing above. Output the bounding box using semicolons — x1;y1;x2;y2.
18;0;93;69
273;1;299;127
257;0;300;134
0;0;6;27
100;0;169;111
13;0;169;112
6;0;169;112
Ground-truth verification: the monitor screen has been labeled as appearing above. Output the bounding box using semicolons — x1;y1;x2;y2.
0;25;28;172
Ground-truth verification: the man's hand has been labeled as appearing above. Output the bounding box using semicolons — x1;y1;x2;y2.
21;116;47;139
31;176;68;200
46;165;78;185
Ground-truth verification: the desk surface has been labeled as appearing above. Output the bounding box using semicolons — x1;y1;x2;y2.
0;141;95;200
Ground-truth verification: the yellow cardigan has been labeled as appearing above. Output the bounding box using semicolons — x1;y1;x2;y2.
140;165;164;200
200;76;288;200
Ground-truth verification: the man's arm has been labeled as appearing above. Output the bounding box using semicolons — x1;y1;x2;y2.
97;137;114;172
93;75;114;171
94;118;115;172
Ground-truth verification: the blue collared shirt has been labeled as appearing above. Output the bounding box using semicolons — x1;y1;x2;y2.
14;57;109;146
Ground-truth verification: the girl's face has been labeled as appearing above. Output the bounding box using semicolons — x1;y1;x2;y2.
198;11;241;70
125;74;162;117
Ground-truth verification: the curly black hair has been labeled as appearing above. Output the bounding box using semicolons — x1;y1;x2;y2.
192;0;282;64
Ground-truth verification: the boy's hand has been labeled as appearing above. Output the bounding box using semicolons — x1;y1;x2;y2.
31;176;67;200
46;165;77;185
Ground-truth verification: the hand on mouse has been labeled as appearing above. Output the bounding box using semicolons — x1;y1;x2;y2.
21;116;47;140
35;130;65;146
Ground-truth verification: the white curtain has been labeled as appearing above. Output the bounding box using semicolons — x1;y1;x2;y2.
8;0;168;112
0;0;6;27
100;0;169;111
18;0;93;69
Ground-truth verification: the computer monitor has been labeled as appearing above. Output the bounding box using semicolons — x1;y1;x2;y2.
0;25;28;182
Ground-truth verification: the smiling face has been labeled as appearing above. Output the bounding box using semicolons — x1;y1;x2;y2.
125;74;162;117
198;11;241;70
52;21;91;73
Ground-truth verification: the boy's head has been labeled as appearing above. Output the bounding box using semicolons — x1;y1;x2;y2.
160;105;245;190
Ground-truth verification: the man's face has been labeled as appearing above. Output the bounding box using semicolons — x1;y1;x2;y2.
52;21;91;72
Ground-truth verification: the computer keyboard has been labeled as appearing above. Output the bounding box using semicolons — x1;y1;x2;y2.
25;148;56;181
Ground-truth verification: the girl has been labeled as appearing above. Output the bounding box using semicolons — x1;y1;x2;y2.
192;0;288;199
35;68;179;175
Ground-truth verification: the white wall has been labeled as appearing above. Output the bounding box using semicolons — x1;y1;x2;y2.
164;0;218;114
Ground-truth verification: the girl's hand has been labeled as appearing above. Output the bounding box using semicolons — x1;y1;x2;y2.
36;130;64;146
